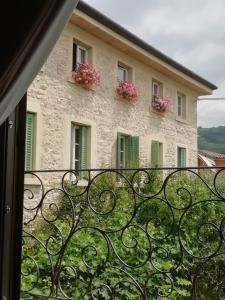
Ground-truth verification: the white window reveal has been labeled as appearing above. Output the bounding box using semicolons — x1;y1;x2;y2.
119;135;126;168
152;81;160;96
72;43;88;69
116;133;139;168
117;65;128;81
151;141;163;167
71;124;88;171
77;45;87;65
177;92;186;119
72;126;81;170
177;147;187;168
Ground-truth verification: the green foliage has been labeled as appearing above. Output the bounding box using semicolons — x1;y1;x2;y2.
198;126;225;154
21;170;225;299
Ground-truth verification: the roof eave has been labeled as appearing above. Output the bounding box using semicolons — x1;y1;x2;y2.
76;1;217;92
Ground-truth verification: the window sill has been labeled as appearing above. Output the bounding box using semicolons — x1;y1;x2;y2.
67;75;96;92
150;106;166;116
175;117;188;124
115;96;137;105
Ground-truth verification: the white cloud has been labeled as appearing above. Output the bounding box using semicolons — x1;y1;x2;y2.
198;100;225;127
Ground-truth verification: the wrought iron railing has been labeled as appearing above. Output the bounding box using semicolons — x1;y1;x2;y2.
21;167;225;299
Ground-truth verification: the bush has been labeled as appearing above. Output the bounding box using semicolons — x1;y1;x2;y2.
21;170;225;299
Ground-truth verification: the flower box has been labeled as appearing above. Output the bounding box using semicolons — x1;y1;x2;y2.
72;63;100;90
115;80;138;103
152;95;171;113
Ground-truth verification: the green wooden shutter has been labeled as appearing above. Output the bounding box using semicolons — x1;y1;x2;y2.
80;126;88;170
131;136;139;167
126;136;139;168
177;148;180;167
177;147;186;167
151;141;160;167
116;133;122;168
181;148;186;167
25;113;34;171
71;124;75;169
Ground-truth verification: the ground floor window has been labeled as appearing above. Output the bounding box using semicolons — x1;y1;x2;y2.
177;146;187;167
116;133;139;168
71;124;88;171
151;141;163;167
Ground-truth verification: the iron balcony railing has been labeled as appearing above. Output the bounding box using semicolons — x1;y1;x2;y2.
21;167;225;299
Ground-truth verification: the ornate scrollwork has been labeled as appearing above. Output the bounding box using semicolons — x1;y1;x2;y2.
21;167;225;299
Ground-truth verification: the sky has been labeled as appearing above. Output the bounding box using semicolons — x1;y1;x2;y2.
85;0;225;128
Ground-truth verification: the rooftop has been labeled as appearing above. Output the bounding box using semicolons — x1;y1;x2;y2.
77;1;217;91
199;149;225;159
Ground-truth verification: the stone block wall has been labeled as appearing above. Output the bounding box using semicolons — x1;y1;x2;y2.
27;21;198;173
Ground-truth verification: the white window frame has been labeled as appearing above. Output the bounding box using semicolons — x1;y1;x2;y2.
72;125;81;170
118;65;129;81
76;44;88;65
119;135;126;168
177;146;187;168
177;92;186;119
152;81;160;96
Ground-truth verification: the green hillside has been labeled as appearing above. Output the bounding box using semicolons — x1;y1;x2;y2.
198;126;225;154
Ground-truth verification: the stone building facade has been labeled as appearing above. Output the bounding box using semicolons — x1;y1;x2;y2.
25;2;216;181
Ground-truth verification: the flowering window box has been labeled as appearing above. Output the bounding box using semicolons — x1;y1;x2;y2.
152;95;171;113
115;80;138;103
72;63;100;90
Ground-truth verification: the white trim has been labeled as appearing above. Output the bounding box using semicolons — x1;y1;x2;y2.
63;115;97;169
149;135;167;167
176;91;187;119
152;78;163;97
152;81;160;96
176;143;188;167
71;125;81;170
76;44;88;65
117;65;128;81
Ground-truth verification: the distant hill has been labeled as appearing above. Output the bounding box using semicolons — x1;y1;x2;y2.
198;126;225;154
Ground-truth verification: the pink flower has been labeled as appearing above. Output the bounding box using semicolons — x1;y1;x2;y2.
152;94;171;112
72;63;100;89
115;80;138;102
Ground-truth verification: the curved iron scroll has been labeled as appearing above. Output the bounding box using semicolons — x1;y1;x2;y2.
21;167;225;299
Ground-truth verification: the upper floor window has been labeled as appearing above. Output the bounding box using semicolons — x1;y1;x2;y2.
151;141;163;167
177;92;186;119
71;123;89;171
116;133;139;168
25;112;35;171
73;42;88;70
117;64;129;81
177;147;186;168
152;79;163;98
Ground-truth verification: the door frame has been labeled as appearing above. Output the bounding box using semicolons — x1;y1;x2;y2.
0;95;26;300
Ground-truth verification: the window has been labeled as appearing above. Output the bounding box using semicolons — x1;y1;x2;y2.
25;112;35;171
117;64;129;81
72;42;88;69
177;92;186;119
152;79;162;98
116;133;139;168
71;124;88;171
177;147;186;168
151;141;163;167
